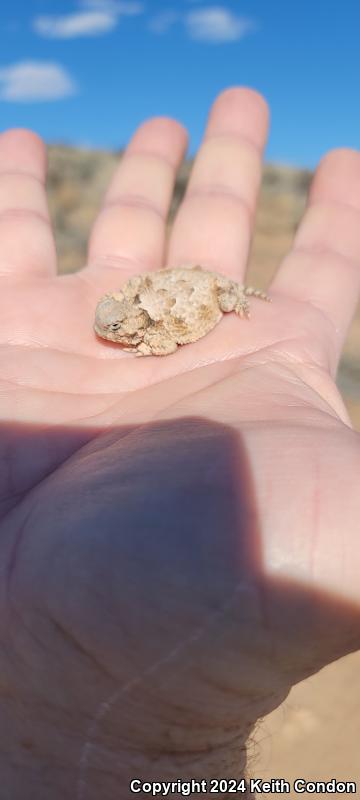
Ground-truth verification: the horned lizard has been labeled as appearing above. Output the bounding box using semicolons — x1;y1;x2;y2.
94;264;271;356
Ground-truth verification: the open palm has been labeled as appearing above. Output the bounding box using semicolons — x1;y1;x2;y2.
1;88;360;799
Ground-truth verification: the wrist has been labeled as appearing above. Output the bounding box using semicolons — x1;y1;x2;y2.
76;676;287;800
77;724;252;800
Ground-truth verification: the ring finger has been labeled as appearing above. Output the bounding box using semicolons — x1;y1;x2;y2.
82;117;188;286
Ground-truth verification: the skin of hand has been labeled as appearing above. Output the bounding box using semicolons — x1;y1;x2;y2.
1;87;360;799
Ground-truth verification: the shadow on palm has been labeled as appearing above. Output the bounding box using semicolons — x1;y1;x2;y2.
1;412;360;797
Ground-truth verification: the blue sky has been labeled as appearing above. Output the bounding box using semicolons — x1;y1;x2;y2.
0;0;359;169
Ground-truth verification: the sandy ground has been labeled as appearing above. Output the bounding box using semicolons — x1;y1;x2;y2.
251;651;360;795
48;148;360;795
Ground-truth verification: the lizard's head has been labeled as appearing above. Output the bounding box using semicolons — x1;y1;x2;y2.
94;292;149;346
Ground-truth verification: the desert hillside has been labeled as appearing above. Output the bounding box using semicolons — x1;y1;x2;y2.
46;146;360;796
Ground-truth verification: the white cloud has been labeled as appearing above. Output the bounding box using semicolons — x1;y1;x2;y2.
0;61;77;102
185;7;255;43
33;0;144;39
148;11;179;34
33;12;118;38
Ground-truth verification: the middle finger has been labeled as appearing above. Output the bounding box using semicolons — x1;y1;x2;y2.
167;86;269;281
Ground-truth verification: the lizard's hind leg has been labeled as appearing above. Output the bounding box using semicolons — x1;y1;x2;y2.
243;286;271;301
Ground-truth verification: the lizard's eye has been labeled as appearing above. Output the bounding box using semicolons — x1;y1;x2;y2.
95;295;125;332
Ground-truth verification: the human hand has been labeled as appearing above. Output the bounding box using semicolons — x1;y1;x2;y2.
1;87;360;799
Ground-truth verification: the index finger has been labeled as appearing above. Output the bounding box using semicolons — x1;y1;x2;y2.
270;148;360;377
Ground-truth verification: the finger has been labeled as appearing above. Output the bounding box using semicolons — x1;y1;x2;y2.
83;117;188;284
270;148;360;376
0;128;57;279
166;86;269;280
